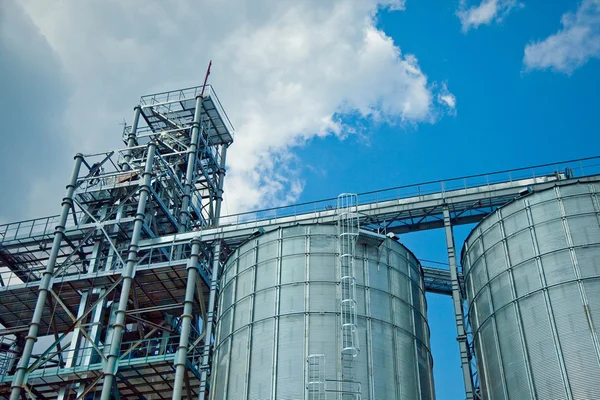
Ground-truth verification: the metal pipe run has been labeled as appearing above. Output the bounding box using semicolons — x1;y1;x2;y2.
172;237;202;400
171;96;204;398
179;96;202;231
99;142;157;400
199;241;221;398
10;154;84;400
213;145;228;224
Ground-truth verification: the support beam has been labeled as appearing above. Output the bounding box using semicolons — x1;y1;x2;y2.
116;372;147;400
172;238;202;399
443;207;475;400
57;290;90;400
45;295;65;368
10;154;83;400
100;142;157;400
76;374;103;400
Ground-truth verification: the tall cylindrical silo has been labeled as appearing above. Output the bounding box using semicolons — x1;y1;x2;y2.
210;224;435;400
462;183;600;400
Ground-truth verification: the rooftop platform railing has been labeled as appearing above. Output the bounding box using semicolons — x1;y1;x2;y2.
139;84;234;137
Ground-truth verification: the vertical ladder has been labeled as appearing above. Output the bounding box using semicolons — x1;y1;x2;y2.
337;194;360;398
307;354;326;400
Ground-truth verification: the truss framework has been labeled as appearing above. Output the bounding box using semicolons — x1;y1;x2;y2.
0;84;232;400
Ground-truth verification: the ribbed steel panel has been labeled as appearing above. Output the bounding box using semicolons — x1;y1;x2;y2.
462;183;600;400
210;224;435;400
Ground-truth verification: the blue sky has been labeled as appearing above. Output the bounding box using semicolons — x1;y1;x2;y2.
293;1;600;398
2;0;600;398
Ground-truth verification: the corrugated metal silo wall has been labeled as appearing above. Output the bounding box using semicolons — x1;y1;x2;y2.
210;224;435;400
462;183;600;400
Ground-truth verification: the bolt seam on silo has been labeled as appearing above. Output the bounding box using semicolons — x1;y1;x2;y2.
497;208;537;399
555;186;600;377
525;197;574;400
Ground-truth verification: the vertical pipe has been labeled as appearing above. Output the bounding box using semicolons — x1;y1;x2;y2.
179;96;203;231
198;144;227;398
10;154;83;400
199;242;221;398
175;95;225;398
213;145;228;225
443;207;475;400
100;142;157;400
172;238;202;400
122;106;141;171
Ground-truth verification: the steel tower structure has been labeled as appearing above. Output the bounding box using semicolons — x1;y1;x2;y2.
1;80;600;399
0;84;233;399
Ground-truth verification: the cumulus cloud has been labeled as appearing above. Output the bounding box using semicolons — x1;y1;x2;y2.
12;0;454;218
524;0;600;74
457;0;522;32
437;83;457;113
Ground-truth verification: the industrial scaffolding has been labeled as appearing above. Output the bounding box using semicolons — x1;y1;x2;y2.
1;81;600;399
0;84;233;399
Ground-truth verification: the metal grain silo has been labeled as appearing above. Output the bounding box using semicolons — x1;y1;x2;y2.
462;183;600;400
210;224;435;400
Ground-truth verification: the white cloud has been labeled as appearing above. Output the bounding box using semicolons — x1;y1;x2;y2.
524;0;600;74
437;83;457;112
457;0;522;32
15;0;454;216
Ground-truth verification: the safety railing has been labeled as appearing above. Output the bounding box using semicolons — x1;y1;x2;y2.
307;354;326;400
139;84;234;137
0;225;202;291
218;155;600;226
0;335;18;382
0;320;207;383
0;215;66;244
2;156;600;243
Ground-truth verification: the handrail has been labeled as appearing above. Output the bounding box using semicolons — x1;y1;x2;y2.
137;84;234;137
217;155;600;224
2;155;600;240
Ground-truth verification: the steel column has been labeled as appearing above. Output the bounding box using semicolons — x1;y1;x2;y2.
443;207;475;400
9;154;83;400
172;237;202;400
100;142;157;399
